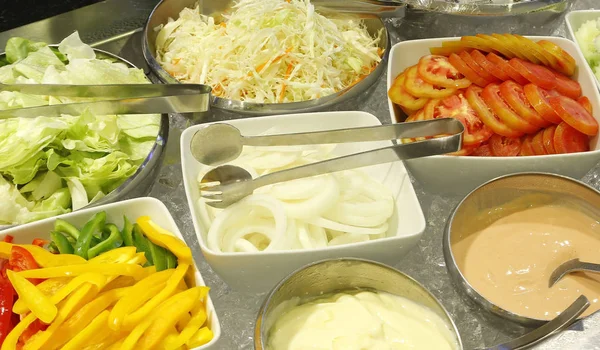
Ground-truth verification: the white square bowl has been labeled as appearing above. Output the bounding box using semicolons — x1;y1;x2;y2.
566;10;600;88
181;111;426;293
386;36;600;196
0;197;221;349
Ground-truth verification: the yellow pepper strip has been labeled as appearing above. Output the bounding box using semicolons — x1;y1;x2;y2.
121;263;190;329
61;310;110;350
106;338;125;350
7;270;57;323
126;252;147;266
100;275;137;293
108;268;174;330
0;243;86;267
176;312;192;331
89;247;137;264
187;327;214;348
161;327;186;350
17;263;144;279
1;313;36;350
13;273;106;315
165;300;208;349
136;216;193;263
185;266;196;288
45;287;129;350
121;287;201;350
23;284;99;350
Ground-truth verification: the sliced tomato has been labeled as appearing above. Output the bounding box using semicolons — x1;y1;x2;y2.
458;51;498;84
448;53;490;87
537;40;576;77
578;96;593;115
530;130;547;155
522;84;563;124
447;144;479;156
470;50;510;81
501;34;539;63
499;80;550;128
554;122;590;154
476;34;517;58
551;70;582;99
542;125;557;154
465;85;523;137
519;134;536;156
513;34;551;66
482;84;538;134
388;73;430;110
486;53;529;85
404;66;457;99
489;134;522;156
417;55;472;89
548;95;599;136
471;143;493;156
508;58;557;90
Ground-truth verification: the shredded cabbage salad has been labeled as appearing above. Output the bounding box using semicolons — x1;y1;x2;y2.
197;140;394;253
575;19;600;82
155;0;383;103
0;32;161;225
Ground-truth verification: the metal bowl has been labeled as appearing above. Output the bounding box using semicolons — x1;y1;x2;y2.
443;172;600;327
254;258;463;349
142;0;390;116
0;47;168;228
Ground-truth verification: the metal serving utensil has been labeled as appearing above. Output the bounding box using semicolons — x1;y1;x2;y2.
549;259;600;288
199;118;464;208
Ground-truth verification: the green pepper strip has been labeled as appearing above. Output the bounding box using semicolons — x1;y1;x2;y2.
132;224;153;267
121;216;134;247
74;212;106;259
54;219;80;240
48;242;59;254
165;250;177;269
50;231;74;254
88;224;124;259
149;242;167;272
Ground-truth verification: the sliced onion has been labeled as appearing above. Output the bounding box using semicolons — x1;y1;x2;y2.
307;224;328;248
221;219;276;252
329;232;369;246
279;174;339;219
297;221;314;250
309;217;389;235
234;239;260;252
270;175;328;201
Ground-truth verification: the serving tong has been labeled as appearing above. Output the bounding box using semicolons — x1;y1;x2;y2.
549;259;600;288
0;83;211;118
194;118;464;208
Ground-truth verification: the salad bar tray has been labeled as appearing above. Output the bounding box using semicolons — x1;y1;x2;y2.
2;0;600;349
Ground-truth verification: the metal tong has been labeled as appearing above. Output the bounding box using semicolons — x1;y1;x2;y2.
196;118;464;208
0;83;211;118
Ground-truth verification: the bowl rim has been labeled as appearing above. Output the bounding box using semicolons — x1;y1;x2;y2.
565;10;600;89
141;0;390;115
179;110;426;257
254;257;464;350
442;171;600;327
386;35;600;160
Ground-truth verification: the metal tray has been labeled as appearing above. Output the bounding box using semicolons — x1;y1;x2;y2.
1;0;600;349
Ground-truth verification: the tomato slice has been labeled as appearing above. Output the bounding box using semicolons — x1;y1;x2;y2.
548;95;599;136
402;110;427;143
498;80;549;128
482;84;538;134
486;53;529;85
470;50;510;81
501;34;539;63
537;40;576;77
578;96;593;115
447;144;479;156
465;85;523;137
404;66;457;99
522;84;563;124
458;51;498;84
542;125;557;154
388;73;430;111
417;55;472;89
513;34;552;66
471;143;493;156
554;122;590;154
476;34;517;58
508;58;557;90
530;130;548;155
448;53;490;87
519;135;535;156
488;134;522;156
551;70;582;100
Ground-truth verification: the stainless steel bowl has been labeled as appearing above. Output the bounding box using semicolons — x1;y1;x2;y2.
443;172;600;327
0;47;168;227
254;258;463;349
142;0;390;116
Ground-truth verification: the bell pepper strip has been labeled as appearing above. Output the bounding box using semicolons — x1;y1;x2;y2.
0;243;85;268
30;239;48;248
47;242;59;254
2;236;14;244
6;270;56;324
74;212;106;259
60;310;110;350
108;269;174;330
53;219;80;240
87;247;136;264
165;250;178;269
100;276;136;292
106;338;125;350
136;217;193;263
1;312;36;350
165;300;209;349
121;287;201;350
148;241;167;272
87;224;123;259
176;312;192;332
8;246;39;272
121;216;134;247
131;224;153;266
18;319;48;349
120;264;190;330
126;252;147;268
187;327;214;348
0;275;14;345
49;232;73;255
17;263;144;280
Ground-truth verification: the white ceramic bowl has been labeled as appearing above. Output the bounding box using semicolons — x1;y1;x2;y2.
386;36;600;196
566;10;600;88
0;197;221;349
181;111;426;293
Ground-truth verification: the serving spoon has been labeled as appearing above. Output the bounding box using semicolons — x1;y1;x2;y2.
549;259;600;288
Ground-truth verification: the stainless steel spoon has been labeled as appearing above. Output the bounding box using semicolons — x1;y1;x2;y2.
549;259;600;288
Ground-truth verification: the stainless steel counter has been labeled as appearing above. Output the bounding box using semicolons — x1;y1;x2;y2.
2;1;600;348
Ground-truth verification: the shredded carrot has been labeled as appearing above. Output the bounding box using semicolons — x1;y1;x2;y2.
256;47;294;74
171;58;181;65
278;62;294;103
377;47;384;58
220;22;226;28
